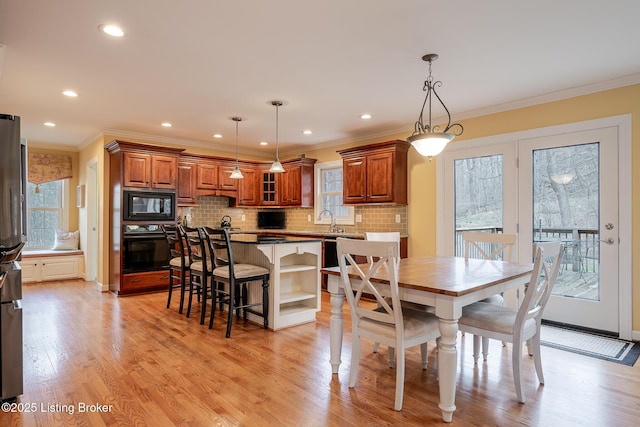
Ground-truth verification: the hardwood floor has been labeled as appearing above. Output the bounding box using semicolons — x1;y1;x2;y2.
2;279;639;426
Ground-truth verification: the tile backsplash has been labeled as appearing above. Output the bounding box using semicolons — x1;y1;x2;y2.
178;196;408;235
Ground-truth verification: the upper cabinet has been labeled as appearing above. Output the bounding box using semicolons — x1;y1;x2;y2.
337;140;410;205
106;140;183;191
280;158;316;207
236;167;260;206
177;161;197;205
123;151;177;189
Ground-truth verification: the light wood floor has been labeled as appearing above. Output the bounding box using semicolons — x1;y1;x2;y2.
2;279;639;426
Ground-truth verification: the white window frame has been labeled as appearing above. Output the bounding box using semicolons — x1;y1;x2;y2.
314;160;354;225
26;179;69;249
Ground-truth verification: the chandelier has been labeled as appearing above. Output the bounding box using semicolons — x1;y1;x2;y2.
407;54;463;158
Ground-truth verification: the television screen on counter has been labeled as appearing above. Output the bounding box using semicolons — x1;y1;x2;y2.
257;210;286;229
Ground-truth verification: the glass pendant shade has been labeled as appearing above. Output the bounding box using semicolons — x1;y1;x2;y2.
269;158;284;173
408;54;463;158
407;132;454;157
230;116;244;179
230;165;244;179
269;100;285;173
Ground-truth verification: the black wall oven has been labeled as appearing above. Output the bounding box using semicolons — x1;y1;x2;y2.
122;224;169;273
123;190;175;222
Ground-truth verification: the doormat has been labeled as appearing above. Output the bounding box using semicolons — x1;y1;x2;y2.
540;323;640;366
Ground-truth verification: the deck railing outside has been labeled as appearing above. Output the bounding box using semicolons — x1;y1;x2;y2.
454;227;600;273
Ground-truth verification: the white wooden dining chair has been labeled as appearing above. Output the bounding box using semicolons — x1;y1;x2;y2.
336;237;441;411
365;232;400;360
458;242;564;403
462;231;517;351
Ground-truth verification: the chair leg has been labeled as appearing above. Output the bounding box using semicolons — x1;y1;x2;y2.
225;280;235;338
262;278;269;329
472;335;481;364
348;337;361;388
178;269;186;314
242;283;248;321
531;333;545;385
166;270;173;309
420;342;428;370
202;277;211;325
482;336;490;361
394;346;405;411
186;277;195;318
373;342;381;353
209;281;217;326
512;338;525;403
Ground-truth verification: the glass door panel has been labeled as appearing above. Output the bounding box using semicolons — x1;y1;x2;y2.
454;155;504;257
532;143;600;301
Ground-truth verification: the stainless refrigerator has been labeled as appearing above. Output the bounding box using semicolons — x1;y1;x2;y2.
0;114;26;402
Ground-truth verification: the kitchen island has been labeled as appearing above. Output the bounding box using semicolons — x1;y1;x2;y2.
228;234;322;330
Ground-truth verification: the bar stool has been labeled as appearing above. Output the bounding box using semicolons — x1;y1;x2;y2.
202;227;270;338
161;224;191;314
186;226;213;325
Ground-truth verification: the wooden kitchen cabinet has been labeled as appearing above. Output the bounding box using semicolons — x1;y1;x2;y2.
278;157;316;207
122;151;177;189
177;161;197;206
261;170;279;206
196;162;218;190
105;140;185;296
236;167;260;206
218;164;239;193
338;140;409;205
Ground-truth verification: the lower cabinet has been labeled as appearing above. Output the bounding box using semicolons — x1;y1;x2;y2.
20;252;84;283
232;240;322;330
118;270;170;295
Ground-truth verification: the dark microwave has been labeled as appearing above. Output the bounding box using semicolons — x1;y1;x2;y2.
123;191;175;221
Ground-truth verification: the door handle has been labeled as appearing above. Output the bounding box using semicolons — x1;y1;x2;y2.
599;237;615;245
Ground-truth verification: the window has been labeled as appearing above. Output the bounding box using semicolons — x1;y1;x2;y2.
314;161;354;225
26;180;66;249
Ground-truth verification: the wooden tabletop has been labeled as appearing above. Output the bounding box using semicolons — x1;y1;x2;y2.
321;256;533;297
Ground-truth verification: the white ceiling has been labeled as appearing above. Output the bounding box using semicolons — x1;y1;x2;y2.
1;0;640;156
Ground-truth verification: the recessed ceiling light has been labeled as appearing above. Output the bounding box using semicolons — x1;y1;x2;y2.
360;114;372;119
44;122;56;127
213;134;222;138
161;122;172;127
98;24;125;37
62;90;78;97
260;141;268;146
302;130;312;135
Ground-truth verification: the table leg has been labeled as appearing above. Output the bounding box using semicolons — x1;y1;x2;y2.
329;291;345;374
438;318;458;423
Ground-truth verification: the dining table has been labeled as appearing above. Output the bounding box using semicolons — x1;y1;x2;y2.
322;255;533;423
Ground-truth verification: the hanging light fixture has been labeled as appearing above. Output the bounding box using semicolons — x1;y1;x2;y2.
229;117;244;179
407;53;463;159
269;100;285;173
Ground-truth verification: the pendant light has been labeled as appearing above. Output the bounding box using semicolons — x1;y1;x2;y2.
407;54;463;159
269;100;285;173
229;117;244;179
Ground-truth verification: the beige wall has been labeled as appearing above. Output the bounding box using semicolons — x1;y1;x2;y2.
80;84;639;332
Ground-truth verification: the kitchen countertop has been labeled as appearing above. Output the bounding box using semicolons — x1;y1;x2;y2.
229;233;323;244
231;229;364;239
230;229;408;239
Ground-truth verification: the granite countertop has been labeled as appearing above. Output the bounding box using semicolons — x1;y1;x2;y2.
231;229;365;239
229;233;323;244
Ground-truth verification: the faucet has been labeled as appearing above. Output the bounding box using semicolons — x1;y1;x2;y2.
319;209;337;233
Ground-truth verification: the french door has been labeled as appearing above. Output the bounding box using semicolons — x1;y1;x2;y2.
439;116;630;337
518;127;619;332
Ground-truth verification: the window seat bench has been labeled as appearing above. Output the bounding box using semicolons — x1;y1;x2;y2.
20;250;84;282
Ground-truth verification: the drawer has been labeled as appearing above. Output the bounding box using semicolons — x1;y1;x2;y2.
122;270;170;291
